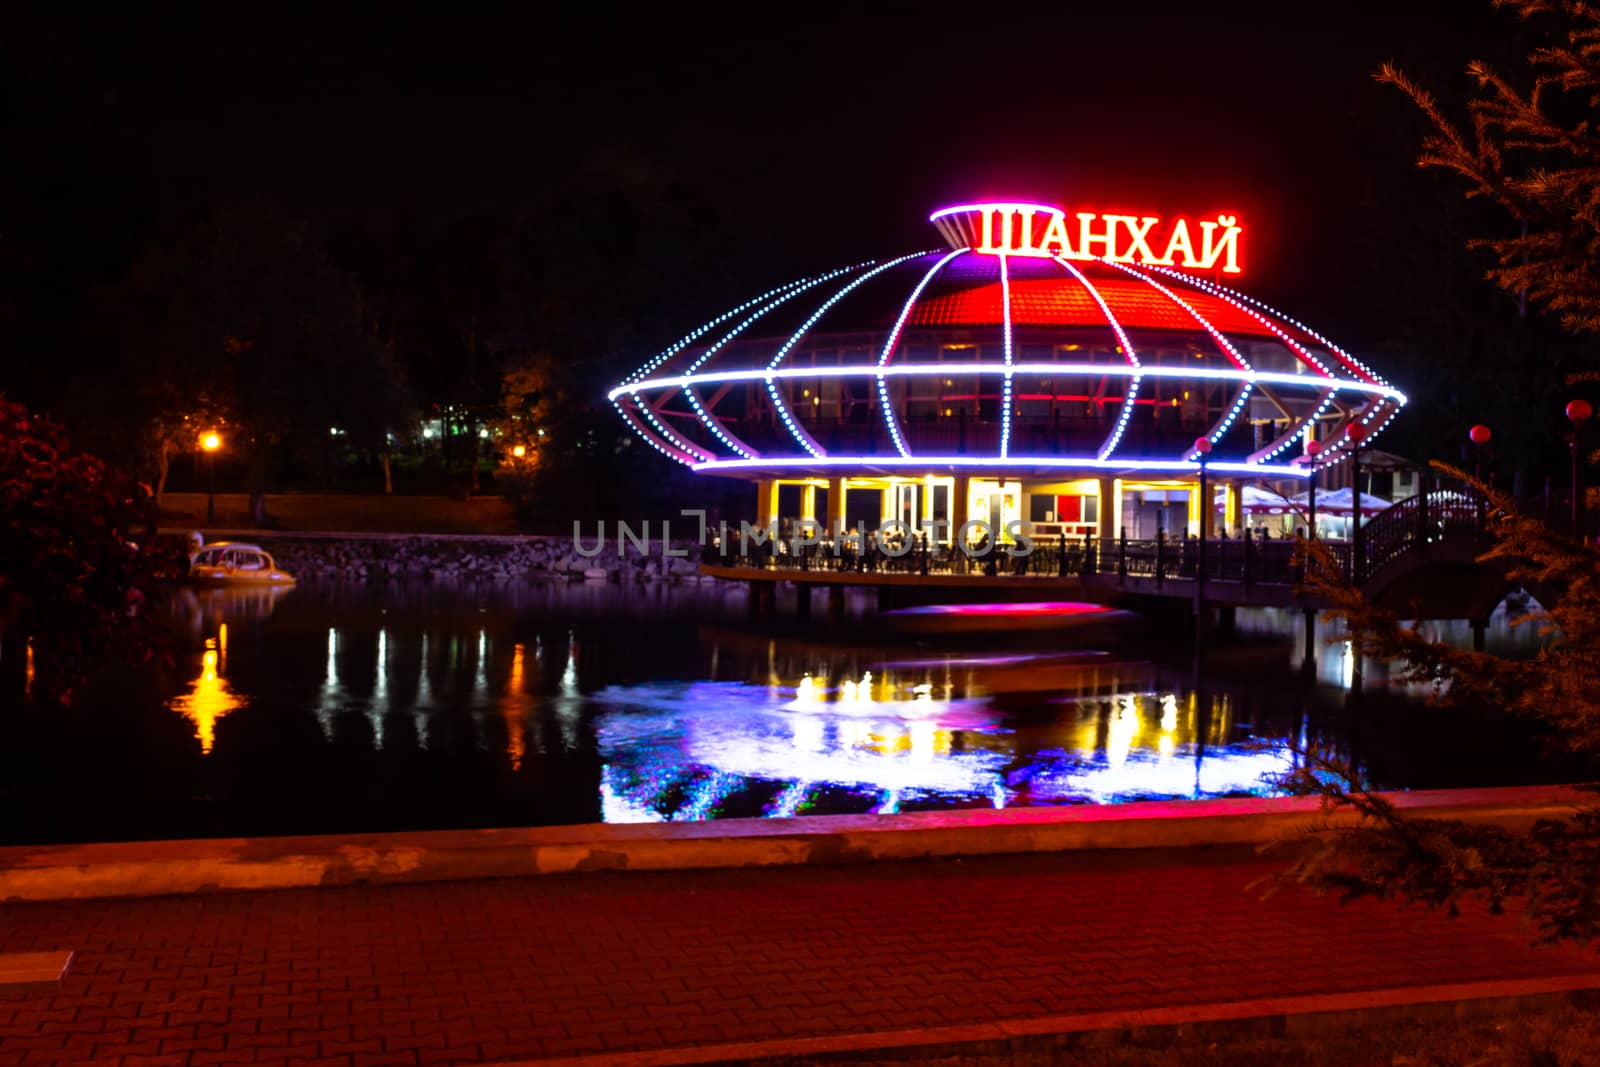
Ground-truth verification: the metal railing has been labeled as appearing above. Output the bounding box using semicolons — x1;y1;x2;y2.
704;486;1494;591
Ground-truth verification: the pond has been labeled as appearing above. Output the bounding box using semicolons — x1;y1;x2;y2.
1;579;1584;845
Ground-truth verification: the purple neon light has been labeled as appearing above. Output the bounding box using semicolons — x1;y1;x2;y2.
884;601;1113;618
688;455;1314;478
612;362;1405;401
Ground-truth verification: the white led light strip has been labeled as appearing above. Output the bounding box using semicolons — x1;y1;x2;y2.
1053;257;1142;460
999;254;1016;459
1144;263;1387;386
1249;388;1336;465
630;393;715;463
763;252;932;458
1099;259;1256;461
611;396;702;467
691;455;1314;478
624;275;816;386
679;264;871;459
877;248;967;458
611;362;1406;403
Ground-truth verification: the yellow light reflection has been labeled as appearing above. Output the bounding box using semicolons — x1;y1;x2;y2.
170;638;242;754
504;641;528;770
1106;695;1140;771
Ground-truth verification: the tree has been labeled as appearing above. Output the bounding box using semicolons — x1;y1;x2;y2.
0;397;184;708
1273;466;1600;947
1273;1;1600;949
1378;1;1600;335
103;198;413;519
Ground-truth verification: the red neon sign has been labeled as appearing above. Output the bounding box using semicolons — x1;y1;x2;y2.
930;202;1243;274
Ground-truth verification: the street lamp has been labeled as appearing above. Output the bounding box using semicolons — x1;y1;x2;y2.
511;444;527;459
200;431;222;525
1194;437;1212;616
1303;438;1322;540
1469;423;1491;482
1568;399;1593;538
1348;422;1369;585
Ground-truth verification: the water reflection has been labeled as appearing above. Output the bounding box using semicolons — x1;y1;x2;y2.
169;624;243;753
590;658;1305;822
142;578;1567;838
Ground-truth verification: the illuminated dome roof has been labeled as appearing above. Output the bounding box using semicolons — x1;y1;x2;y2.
610;204;1405;480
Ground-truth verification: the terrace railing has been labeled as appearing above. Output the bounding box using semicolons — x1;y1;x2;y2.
706;486;1495;595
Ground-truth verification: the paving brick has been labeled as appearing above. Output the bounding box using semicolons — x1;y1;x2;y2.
2;847;1598;1066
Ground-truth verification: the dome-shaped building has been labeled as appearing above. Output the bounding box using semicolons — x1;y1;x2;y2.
610;202;1405;543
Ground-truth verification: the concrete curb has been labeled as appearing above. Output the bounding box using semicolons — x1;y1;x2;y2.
482;972;1600;1065
0;784;1589;903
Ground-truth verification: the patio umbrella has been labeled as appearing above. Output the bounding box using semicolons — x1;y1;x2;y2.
1213;485;1298;514
1291;486;1389;516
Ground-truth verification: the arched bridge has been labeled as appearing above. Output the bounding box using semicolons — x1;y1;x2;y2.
702;488;1532;622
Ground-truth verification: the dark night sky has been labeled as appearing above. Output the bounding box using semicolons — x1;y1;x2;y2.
0;3;1541;396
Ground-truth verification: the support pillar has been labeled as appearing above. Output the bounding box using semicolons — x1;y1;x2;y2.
1097;476;1117;559
826;477;847;537
756;479;777;531
1224;480;1243;537
794;582;812;620
828;584;845;623
1471;618;1487;653
801;484;818;524
953;474;972;544
1193;478;1217;539
876;586;893;613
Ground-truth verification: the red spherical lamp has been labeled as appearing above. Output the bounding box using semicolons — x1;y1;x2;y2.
1348;422;1369;443
1192;437;1213;456
1469;424;1492;445
1568;399;1593;424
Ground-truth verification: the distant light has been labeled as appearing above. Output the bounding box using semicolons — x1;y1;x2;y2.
512;444;526;458
537;428;546;437
201;432;221;452
478;428;489;439
422;425;436;439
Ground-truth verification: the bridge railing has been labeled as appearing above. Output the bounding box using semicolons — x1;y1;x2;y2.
708;487;1491;590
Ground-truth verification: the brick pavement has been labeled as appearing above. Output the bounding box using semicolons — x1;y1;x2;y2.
1;846;1597;1066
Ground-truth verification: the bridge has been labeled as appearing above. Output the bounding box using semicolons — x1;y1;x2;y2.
700;487;1527;636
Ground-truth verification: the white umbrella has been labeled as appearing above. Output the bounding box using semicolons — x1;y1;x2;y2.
1292;486;1389;515
1213;485;1298;514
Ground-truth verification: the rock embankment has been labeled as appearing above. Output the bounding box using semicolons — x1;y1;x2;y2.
229;535;705;584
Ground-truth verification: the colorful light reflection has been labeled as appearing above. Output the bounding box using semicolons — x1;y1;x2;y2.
883;601;1112;618
592;675;1307;823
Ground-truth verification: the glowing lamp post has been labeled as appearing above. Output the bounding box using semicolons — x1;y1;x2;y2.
1347;422;1369;584
1468;423;1491;482
1193;437;1212;615
1569;399;1593;538
1303;438;1322;540
201;431;222;525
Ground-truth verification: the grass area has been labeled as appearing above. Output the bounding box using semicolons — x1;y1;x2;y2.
816;1001;1600;1066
